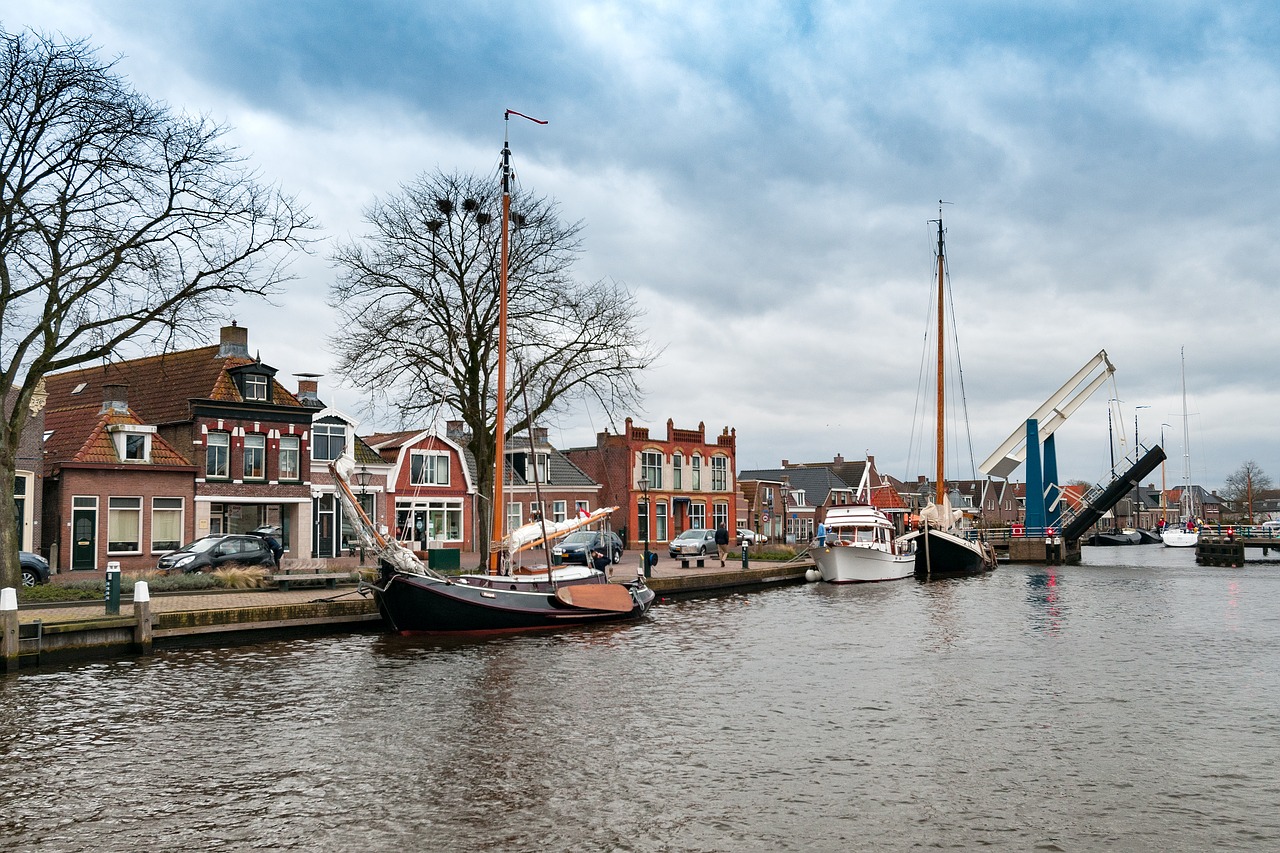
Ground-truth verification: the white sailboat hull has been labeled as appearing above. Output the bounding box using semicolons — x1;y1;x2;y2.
1162;527;1199;548
814;543;914;583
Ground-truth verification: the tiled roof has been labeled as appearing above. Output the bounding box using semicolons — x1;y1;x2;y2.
44;404;192;472
44;346;304;428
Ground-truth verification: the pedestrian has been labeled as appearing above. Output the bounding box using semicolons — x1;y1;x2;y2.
590;547;610;577
264;532;284;566
817;521;826;547
715;523;731;567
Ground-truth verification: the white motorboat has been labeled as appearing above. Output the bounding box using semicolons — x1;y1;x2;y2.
814;504;914;583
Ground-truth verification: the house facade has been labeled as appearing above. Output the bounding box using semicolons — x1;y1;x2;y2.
41;323;318;572
566;418;738;548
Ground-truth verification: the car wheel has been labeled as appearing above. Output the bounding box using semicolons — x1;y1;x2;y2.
21;569;38;587
699;545;708;556
611;549;621;564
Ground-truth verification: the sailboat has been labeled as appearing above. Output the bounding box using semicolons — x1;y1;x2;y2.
1162;348;1199;548
901;209;998;579
339;111;655;632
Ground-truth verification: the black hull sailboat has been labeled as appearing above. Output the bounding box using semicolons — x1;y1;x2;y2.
337;111;657;634
371;566;655;634
910;207;996;581
913;527;991;579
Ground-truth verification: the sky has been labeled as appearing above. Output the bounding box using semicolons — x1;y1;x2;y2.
7;1;1280;493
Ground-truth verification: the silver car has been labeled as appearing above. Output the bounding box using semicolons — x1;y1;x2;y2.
668;528;718;558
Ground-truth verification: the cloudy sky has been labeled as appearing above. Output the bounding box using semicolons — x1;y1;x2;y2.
8;1;1279;492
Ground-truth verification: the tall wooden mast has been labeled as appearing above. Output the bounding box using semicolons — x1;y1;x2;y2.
934;210;946;505
489;110;546;575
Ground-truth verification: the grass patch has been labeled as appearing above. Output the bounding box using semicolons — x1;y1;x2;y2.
211;566;270;589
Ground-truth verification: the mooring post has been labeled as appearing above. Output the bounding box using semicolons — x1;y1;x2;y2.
105;561;121;616
133;581;152;654
1;587;18;673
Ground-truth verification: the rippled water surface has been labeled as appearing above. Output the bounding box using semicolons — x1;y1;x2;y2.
5;547;1280;851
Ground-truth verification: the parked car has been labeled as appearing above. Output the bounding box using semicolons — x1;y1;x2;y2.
736;528;767;545
156;533;277;575
20;551;50;587
551;530;623;565
668;528;719;558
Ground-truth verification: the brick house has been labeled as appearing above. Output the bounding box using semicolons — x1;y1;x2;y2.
364;427;475;551
566;418;738;548
41;323;318;572
8;384;47;554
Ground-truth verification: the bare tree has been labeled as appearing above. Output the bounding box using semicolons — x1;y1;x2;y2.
330;170;657;561
1223;460;1272;521
0;29;313;588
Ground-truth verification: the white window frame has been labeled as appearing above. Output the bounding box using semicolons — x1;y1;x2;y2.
712;502;729;531
244;374;269;401
410;450;451;486
691;454;702;490
712;456;729;491
672;452;683;490
690;502;706;530
552;501;567;522
279;435;300;481
312;422;347;463
243;434;266;480
640;450;663;490
206;431;230;479
151;497;185;553
108;496;143;554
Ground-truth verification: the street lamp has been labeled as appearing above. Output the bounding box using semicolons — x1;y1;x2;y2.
637;475;652;577
354;465;373;566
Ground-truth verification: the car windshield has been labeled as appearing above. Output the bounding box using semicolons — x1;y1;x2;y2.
560;531;595;545
179;537;222;554
677;529;708;540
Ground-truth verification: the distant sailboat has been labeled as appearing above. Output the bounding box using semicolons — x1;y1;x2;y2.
1163;348;1199;549
900;208;997;578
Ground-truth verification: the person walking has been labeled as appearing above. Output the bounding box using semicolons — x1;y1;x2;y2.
715;523;731;567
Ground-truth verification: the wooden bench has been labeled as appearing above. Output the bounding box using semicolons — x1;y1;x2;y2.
270;571;356;591
679;557;706;569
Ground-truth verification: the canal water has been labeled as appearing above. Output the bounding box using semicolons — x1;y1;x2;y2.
4;546;1279;852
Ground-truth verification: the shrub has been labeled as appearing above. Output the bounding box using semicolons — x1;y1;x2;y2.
211;565;270;589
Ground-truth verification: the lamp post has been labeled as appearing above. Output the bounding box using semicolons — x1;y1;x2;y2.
638;475;652;577
354;465;373;566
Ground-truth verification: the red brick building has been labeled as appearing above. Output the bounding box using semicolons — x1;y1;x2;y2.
566;417;738;548
41;323;318;572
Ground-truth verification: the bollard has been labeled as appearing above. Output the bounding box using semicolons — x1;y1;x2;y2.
741;543;749;570
1;587;17;673
133;581;153;654
105;561;121;616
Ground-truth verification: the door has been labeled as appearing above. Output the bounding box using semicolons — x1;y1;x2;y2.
316;495;336;558
72;507;97;571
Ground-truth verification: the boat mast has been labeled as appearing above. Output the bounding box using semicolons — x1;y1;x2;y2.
489;109;546;575
1179;345;1193;522
934;207;946;505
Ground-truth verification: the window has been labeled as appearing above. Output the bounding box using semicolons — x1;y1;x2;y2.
690;502;706;529
641;451;663;489
124;434;146;461
637;498;649;542
312;422;347;462
151;498;184;552
507;501;523;532
399;499;466;542
243;434;266;480
206;431;229;478
575;500;590;517
529;502;545;521
691;455;702;490
279;436;300;481
410;451;450;486
713;502;729;531
672;452;683;489
712;456;728;491
244;374;269;401
108;497;142;553
553;501;567;522
655;501;668;541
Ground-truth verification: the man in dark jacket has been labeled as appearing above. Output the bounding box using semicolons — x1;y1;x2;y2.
715;524;731;567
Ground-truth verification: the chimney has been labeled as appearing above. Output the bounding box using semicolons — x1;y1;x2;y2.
532;426;548;444
781;459;789;467
217;322;250;358
833;454;844;464
101;383;128;414
296;380;320;407
446;420;469;443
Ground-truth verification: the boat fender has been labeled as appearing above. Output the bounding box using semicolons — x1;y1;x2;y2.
804;568;821;583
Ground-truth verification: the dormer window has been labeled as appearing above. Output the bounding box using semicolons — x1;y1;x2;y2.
107;424;156;463
244;374;269;401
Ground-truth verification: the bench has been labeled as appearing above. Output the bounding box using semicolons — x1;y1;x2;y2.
679;557;706;569
270;571;356;591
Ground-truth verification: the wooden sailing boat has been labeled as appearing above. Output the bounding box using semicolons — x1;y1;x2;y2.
902;208;997;579
335;111;655;632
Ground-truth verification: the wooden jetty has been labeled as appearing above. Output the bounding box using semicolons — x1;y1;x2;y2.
1196;531;1280;567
